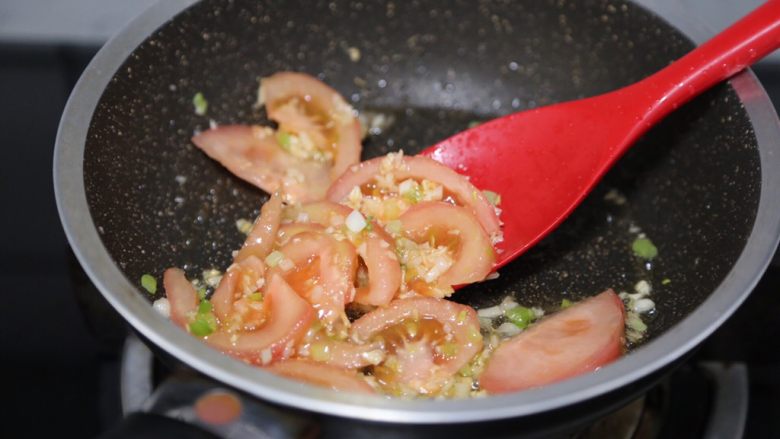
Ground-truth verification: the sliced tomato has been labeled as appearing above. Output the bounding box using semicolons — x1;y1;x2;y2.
192;125;333;202
260;72;361;181
479;290;625;394
271;230;357;331
400;201;494;288
206;274;315;365
163;268;199;329
301;334;385;369
283;201;401;307
354;232;402;306
235;193;283;263
326;154;501;237
266;359;375;394
210;256;266;326
351;297;482;394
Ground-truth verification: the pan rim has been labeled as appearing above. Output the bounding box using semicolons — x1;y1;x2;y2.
53;0;780;423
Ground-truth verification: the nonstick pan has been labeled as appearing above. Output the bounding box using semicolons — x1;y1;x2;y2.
54;0;780;424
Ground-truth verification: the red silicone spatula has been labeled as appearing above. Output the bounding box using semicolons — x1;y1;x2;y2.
421;0;780;269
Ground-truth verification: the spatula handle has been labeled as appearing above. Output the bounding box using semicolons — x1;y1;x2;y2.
638;0;780;127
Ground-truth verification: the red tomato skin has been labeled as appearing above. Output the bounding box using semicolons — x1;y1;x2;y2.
163;268;199;329
479;290;625;394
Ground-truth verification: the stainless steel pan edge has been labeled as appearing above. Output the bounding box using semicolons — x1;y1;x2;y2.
53;0;780;423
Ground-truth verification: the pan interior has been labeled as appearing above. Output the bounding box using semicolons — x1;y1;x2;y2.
83;0;759;364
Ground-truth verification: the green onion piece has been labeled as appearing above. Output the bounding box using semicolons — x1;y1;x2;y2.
197;300;213;315
140;274;157;295
662;278;671;285
561;298;573;309
458;364;473;377
265;250;284;267
482;190;501;206
188;316;216;337
248;292;263;302
467;120;481;129
192;92;208;116
505;305;535;329
276;131;292;150
196;287;207;300
457;310;468;324
632;237;658;260
365;215;374;232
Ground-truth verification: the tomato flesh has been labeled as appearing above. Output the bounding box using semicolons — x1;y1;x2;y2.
327;154;501;237
266;359;375;394
163;268;199;329
351;297;482;394
400;201;494;288
205;274;315;365
479;290;625;394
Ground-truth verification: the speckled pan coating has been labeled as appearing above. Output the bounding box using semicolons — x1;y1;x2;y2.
84;0;758;339
56;0;780;424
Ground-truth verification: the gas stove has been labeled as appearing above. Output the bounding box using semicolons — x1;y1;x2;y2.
2;18;780;439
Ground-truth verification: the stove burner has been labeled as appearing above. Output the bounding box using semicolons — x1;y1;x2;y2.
119;335;748;439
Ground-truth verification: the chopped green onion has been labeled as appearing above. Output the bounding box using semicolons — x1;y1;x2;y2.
276;131;292;150
561;298;573;309
482;190;502;206
467;120;481;129
196;287;207;300
632;237;658;260
198;300;213;314
265;250;284;267
189;299;217;337
662;278;671;285
457;310;468;324
505;305;535;329
140;274;157;294
248;292;263;302
192;92;208;116
188;317;216;337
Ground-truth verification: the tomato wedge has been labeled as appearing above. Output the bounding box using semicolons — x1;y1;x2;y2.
300;334;385;369
400;201;494;288
284;201;401;307
266;359;375;394
163;268;199;329
235;193;283;263
270;230;357;330
192;125;333;202
206;274;315;365
210;255;266;325
354;231;402;306
326;154;501;238
479;290;625;394
260;72;361;181
351;297;482;393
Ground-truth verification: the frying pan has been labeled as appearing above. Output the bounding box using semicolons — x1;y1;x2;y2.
54;0;780;425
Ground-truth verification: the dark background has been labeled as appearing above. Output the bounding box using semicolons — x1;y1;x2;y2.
1;42;779;438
